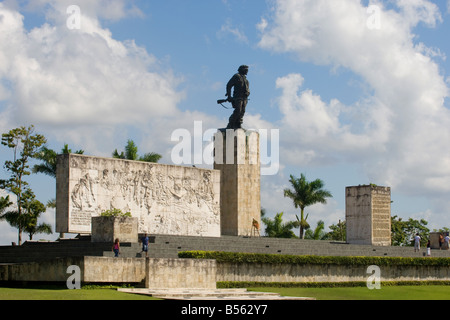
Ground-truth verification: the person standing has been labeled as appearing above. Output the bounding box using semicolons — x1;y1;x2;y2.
112;238;120;257
141;233;149;257
414;233;421;252
444;234;450;250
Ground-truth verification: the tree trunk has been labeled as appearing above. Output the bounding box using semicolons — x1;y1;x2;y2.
300;208;304;239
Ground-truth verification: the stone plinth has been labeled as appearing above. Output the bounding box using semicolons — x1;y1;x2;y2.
346;185;391;246
91;216;138;243
145;258;217;289
213;129;261;236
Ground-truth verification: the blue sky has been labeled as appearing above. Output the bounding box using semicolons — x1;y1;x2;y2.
1;0;450;244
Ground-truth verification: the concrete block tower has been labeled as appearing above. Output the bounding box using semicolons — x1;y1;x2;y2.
346;185;391;246
214;129;261;236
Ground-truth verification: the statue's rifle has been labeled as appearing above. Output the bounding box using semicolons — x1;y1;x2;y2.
217;97;249;109
217;99;233;109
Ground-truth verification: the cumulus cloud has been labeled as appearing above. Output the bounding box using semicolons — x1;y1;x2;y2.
0;1;188;156
0;2;183;125
259;0;450;196
257;0;450;229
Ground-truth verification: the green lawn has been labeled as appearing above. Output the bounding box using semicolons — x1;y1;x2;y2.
0;287;160;300
0;285;449;300
249;285;450;300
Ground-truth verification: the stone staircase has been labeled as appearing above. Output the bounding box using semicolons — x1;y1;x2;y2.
116;234;450;259
1;234;449;264
0;235;110;263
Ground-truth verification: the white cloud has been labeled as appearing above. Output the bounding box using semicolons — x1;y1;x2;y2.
25;0;144;22
217;19;249;44
0;1;187;156
259;0;450;202
0;2;183;126
396;0;442;27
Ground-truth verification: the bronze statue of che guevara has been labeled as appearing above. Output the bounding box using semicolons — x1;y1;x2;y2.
224;65;250;130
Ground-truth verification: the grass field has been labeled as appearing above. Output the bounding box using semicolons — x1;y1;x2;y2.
0;285;449;300
0;286;160;300
249;285;450;300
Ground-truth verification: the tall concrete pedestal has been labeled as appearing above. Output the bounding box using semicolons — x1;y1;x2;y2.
214;129;261;236
346;185;391;246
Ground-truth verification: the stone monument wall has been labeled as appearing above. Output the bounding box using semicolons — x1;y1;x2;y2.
56;154;221;237
346;185;391;246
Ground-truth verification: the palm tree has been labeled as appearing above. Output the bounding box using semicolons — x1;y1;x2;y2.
113;139;162;163
33;144;84;208
284;173;332;239
304;220;328;240
33;144;84;178
262;212;299;238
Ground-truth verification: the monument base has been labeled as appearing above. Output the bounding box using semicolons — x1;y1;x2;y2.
214;129;261;237
91;216;138;243
346;185;391;246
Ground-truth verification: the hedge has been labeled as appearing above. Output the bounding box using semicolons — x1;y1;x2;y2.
217;281;450;289
178;251;450;267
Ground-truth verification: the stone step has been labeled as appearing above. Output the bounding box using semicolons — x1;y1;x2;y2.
117;288;315;300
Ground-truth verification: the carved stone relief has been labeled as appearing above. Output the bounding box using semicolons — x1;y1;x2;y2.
58;154;220;237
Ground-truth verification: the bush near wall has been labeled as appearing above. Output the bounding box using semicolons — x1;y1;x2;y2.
217;280;450;289
178;251;450;267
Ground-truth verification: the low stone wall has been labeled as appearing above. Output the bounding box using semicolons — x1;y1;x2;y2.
1;257;449;286
0;257;84;282
0;257;146;284
216;262;450;283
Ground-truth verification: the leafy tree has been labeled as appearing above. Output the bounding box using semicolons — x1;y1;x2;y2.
113;139;162;163
1;125;47;244
262;212;299;238
0;196;12;215
1;189;52;241
284;173;332;239
326;220;346;242
391;215;430;247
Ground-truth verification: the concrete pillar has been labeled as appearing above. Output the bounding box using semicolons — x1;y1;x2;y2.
346;185;391;246
214;129;261;236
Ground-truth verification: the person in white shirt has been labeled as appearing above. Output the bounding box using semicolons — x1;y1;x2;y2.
414;233;421;252
444;234;450;250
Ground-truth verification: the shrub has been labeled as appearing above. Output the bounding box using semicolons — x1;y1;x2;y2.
178;251;450;267
100;208;132;218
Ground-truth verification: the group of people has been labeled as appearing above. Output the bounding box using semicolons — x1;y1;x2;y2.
111;233;150;257
414;233;450;256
